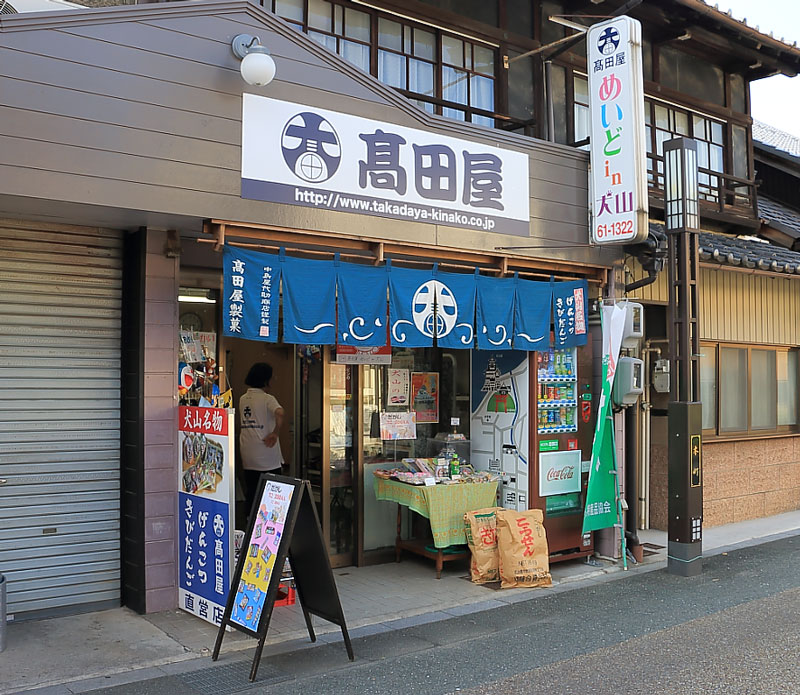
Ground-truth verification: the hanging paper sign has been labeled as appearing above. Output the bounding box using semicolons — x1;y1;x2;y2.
476;275;515;350
513;279;551;350
337;262;388;347
335;345;392;364
178;406;235;626
411;372;439;423
380;411;417;440
434;270;476;349
389;266;435;347
553;279;589;348
193;331;217;359
281;255;336;345
388;368;410;405
180;330;203;363
222;246;281;342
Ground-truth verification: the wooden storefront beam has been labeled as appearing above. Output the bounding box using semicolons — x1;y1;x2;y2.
201;219;607;284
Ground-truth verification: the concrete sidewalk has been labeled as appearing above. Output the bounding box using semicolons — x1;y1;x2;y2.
3;510;799;695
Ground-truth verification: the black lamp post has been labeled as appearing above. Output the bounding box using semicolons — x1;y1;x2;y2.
664;137;703;576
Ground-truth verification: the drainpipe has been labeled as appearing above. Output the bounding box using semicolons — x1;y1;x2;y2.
625;394;642;558
544;60;555;142
640;341;663;529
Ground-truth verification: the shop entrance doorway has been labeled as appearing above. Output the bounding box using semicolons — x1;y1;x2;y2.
298;349;357;568
226;338;295;529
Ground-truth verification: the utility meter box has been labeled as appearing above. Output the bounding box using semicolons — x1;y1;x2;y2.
652;358;670;393
613;356;644;406
621;302;644;348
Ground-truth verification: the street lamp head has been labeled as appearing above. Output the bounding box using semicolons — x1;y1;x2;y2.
664;137;700;233
231;34;276;87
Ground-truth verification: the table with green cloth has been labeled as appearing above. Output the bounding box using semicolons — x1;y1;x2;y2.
374;477;499;578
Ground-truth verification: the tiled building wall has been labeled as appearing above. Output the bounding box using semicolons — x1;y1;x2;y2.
702;438;800;525
143;230;179;612
648;418;800;529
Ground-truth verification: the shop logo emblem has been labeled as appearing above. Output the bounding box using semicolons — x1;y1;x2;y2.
213;513;225;538
412;280;457;338
597;26;619;55
281;112;341;183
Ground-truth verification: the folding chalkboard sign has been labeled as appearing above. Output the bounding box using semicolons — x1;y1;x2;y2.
212;473;353;681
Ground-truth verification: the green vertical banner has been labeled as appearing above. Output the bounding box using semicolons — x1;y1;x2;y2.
582;303;627;534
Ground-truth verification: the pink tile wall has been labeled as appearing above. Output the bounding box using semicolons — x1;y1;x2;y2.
143;230;179;613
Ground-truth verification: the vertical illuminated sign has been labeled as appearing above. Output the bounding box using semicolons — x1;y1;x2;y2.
587;16;649;244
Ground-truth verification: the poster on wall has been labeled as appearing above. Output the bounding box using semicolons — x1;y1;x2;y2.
470;352;529;511
388;369;410;405
380;411;417;440
178;406;236;626
229;478;295;632
411;372;439;423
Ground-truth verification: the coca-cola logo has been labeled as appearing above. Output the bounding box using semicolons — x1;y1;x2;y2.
546;466;575;481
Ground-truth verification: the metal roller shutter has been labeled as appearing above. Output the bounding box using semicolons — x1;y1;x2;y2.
0;221;122;618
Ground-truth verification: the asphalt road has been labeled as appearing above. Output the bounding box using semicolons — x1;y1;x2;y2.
78;535;800;695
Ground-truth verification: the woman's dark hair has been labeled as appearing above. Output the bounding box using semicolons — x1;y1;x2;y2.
245;362;273;388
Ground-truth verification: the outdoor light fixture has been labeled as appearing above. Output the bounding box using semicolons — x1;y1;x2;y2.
664;137;700;233
231;34;276;87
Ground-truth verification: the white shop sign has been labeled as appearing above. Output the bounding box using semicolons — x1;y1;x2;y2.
241;94;530;237
587;16;649;244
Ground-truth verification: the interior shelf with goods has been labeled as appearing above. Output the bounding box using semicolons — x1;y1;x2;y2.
536;347;578;434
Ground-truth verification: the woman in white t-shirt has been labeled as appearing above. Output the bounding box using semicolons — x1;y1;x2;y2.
239;362;284;515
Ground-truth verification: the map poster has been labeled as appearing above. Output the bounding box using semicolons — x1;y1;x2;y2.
230;479;295;632
178;407;235;626
470;352;529;511
380;411;417;440
411;372;439;423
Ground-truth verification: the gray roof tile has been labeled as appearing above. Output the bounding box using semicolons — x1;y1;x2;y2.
649;222;800;275
758;197;800;239
753;121;800;159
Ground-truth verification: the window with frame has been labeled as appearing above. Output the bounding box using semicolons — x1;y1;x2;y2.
645;100;725;203
573;74;589;148
265;0;496;127
307;0;371;73
701;343;799;437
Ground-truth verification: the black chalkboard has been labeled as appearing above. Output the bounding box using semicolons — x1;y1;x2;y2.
212;474;353;681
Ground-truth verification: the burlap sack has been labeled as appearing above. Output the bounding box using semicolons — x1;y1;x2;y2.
464;507;499;584
496;508;552;589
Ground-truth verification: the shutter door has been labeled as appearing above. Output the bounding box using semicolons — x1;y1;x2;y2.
0;221;122;618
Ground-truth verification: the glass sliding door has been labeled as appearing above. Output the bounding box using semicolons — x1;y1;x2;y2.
327;360;357;565
297;348;357;567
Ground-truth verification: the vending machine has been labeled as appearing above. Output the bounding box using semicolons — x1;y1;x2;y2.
531;342;595;561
